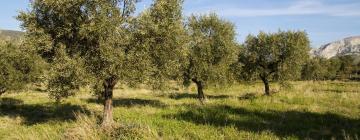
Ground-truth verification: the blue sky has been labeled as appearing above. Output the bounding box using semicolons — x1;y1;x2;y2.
1;0;360;47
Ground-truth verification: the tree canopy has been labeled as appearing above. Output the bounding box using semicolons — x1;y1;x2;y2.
0;42;44;95
238;31;310;95
133;0;188;89
18;0;144;127
184;14;238;103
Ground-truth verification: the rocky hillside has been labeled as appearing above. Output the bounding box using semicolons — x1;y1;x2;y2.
312;36;360;58
0;30;24;42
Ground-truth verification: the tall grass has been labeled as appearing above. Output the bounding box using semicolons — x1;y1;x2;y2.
0;81;359;139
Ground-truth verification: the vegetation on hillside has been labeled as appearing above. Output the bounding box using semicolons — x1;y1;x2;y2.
0;30;23;43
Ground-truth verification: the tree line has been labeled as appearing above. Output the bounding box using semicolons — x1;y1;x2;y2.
302;55;360;81
1;0;357;127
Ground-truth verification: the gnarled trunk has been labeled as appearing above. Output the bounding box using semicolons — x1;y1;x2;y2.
260;75;270;96
101;77;117;128
192;79;206;103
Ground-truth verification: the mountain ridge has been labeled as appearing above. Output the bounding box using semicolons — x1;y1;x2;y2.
311;36;360;59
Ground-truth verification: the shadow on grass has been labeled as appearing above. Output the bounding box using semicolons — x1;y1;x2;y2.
238;93;258;100
169;93;231;100
312;89;358;93
0;97;90;125
86;98;166;108
165;105;360;139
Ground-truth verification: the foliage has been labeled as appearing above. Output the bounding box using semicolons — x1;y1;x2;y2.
18;0;140;96
0;42;44;95
301;57;340;80
47;46;88;102
18;0;144;126
336;55;360;80
184;13;238;102
133;0;188;89
238;30;310;95
301;55;360;81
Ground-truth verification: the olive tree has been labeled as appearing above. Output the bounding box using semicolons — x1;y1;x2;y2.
18;0;145;127
183;14;238;103
239;31;310;95
0;42;43;96
133;0;187;89
301;57;341;81
301;57;328;81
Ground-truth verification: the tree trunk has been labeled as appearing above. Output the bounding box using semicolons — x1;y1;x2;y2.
101;78;117;128
260;76;270;96
192;79;206;103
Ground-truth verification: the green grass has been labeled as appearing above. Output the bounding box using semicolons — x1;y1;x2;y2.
0;81;359;139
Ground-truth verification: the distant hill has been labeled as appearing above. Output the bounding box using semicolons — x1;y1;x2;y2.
311;36;360;59
0;30;24;43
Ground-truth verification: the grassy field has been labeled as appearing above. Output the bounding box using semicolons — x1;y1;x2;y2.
0;81;359;140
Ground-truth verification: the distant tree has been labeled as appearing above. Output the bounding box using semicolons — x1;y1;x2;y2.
355;56;360;80
133;0;187;89
327;55;360;80
337;55;356;79
301;57;332;80
183;14;238;103
0;42;43;96
326;58;342;79
239;31;310;95
301;55;360;81
18;0;146;127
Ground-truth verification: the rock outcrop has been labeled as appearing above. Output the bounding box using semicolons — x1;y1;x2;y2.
312;36;360;58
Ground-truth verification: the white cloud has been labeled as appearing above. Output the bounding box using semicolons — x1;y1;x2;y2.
186;0;360;17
